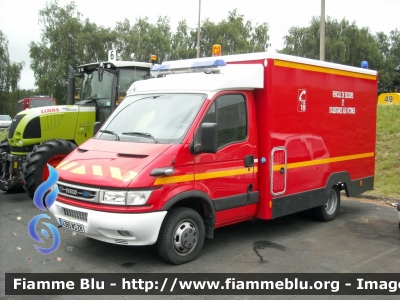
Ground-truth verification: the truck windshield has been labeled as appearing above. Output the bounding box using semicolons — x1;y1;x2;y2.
81;70;115;102
97;93;207;144
118;68;149;99
30;99;55;108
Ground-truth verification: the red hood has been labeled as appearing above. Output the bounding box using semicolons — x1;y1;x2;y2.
56;139;172;188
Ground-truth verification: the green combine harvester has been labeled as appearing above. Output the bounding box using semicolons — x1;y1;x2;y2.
0;60;153;197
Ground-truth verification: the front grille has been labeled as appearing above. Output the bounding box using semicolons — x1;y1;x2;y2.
63;207;88;221
58;182;98;202
10;145;35;153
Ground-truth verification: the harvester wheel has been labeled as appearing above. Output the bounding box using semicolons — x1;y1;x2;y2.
22;140;77;198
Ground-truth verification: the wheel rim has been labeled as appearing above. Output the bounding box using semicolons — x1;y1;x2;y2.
324;189;338;215
172;218;198;256
42;154;67;181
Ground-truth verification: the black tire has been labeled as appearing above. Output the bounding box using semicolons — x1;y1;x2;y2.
313;185;340;221
22;140;77;198
157;207;205;265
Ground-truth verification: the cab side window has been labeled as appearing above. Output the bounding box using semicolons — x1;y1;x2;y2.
201;94;247;149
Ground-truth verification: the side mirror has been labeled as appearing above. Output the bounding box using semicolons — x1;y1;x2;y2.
98;62;104;82
191;122;218;154
93;121;102;134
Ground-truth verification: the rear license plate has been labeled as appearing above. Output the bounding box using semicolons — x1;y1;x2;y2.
59;218;85;233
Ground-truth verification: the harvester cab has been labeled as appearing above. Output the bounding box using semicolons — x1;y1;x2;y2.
0;60;153;197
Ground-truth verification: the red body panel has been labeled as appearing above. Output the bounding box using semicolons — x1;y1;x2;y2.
251;58;377;219
55;56;377;230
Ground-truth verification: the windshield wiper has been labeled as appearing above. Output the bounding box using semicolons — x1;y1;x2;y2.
99;130;120;141
121;132;159;144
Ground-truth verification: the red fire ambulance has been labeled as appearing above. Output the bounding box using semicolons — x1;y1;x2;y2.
17;95;56;112
49;49;378;264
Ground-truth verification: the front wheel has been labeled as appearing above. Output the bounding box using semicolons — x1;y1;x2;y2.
313;186;340;221
157;207;205;265
22;140;77;198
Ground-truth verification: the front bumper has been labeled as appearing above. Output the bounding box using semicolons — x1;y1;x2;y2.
49;200;167;245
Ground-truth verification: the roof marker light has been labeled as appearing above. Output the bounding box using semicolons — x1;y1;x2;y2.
150;59;226;77
212;44;222;56
361;61;368;69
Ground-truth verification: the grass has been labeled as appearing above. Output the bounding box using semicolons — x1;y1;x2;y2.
365;105;400;198
0;129;8;141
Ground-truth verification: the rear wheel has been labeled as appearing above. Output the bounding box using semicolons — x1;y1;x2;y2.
157;207;205;265
22;140;77;198
313;186;340;221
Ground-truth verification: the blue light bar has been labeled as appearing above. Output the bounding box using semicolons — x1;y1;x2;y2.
150;59;227;77
191;59;226;68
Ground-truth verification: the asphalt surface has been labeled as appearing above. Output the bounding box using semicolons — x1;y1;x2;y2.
1;189;400;300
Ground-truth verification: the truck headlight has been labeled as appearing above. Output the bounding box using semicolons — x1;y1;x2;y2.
126;191;152;205
99;190;152;205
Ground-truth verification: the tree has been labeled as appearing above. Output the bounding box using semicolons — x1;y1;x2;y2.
279;16;390;92
114;16;172;63
199;10;270;57
387;29;400;91
169;20;197;60
30;0;115;104
0;30;24;116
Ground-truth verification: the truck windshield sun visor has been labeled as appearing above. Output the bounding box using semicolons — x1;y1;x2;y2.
97;93;207;144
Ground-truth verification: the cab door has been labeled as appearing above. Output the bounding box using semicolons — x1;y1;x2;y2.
194;92;256;227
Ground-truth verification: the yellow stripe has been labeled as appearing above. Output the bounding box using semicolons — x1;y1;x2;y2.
154;174;194;185
274;60;376;80
195;167;253;180
123;171;138;182
70;165;86;174
154;167;259;185
92;165;103;176
110;167;122;180
60;162;78;170
273;152;374;171
56;160;69;169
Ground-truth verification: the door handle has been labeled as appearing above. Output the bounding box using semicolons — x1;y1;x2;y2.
244;155;254;167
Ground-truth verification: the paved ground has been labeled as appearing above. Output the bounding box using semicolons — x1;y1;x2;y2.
1;189;400;299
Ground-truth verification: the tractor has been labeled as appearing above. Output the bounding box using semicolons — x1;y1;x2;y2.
0;59;153;197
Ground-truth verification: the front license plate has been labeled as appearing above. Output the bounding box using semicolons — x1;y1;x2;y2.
59;218;85;233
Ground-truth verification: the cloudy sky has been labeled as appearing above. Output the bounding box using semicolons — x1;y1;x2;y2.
0;0;398;90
